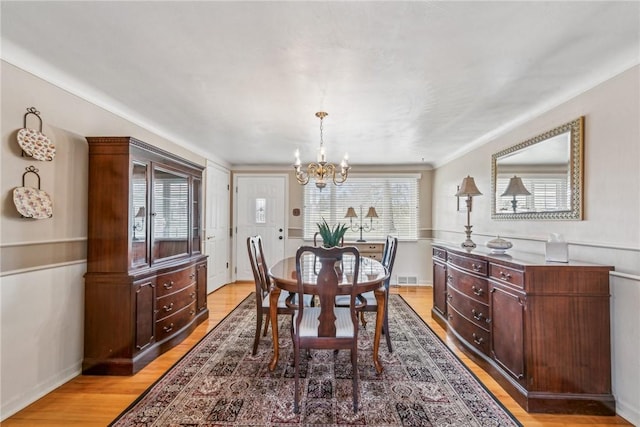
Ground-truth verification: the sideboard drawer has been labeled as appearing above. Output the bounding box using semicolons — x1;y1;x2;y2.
448;286;490;331
350;242;384;260
447;266;489;304
489;263;524;289
448;253;487;276
156;265;197;298
156;283;197;321
433;247;447;261
156;301;197;342
448;306;490;356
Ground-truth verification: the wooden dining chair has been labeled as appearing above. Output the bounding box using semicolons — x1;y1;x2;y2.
246;235;312;355
291;245;362;413
335;235;398;352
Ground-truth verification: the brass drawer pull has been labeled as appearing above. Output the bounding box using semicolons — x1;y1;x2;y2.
472;333;484;345
163;302;174;312
446;293;452;301
189;273;196;280
190;309;196;316
447;274;453;284
163;281;174;290
471;286;484;296
499;271;512;281
472;309;484;321
472;263;482;272
163;323;174;333
190;292;196;299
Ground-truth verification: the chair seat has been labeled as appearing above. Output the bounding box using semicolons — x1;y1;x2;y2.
263;291;313;309
294;307;355;338
336;291;377;307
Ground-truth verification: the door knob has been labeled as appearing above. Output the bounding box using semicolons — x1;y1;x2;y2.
279;236;283;240
279;228;283;232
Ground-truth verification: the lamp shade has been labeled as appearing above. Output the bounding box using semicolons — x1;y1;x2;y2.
345;207;358;218
501;176;531;196
365;206;379;218
135;206;146;218
455;176;482;197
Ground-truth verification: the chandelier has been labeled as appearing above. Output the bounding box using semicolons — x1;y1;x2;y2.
294;112;350;189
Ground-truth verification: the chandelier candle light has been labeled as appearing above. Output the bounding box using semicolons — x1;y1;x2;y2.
294;112;350;189
345;205;378;242
455;175;482;251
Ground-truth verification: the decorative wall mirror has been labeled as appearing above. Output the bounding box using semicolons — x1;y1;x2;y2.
491;116;584;220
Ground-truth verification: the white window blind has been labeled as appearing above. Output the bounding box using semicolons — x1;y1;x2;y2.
496;174;569;213
153;174;189;238
303;175;419;241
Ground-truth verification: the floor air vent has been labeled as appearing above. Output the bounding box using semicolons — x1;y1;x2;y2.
397;276;418;285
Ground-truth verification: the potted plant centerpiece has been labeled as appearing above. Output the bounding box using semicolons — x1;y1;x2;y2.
316;218;348;248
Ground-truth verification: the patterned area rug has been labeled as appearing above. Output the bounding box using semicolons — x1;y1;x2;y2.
111;293;521;426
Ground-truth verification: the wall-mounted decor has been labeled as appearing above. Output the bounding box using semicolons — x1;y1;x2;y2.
17;107;56;161
491;117;584;220
12;166;53;219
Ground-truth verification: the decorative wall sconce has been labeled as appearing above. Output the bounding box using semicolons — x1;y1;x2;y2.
345;205;378;242
455;176;482;251
501;175;531;212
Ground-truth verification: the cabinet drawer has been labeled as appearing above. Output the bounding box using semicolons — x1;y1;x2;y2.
156;265;197;297
489;263;524;289
448;286;490;331
156;283;197;321
447;266;489;304
448;306;490;356
156;301;197;342
433;247;447;261
447;253;487;276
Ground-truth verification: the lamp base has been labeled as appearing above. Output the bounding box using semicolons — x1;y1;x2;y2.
356;239;366;242
461;238;476;252
461;224;476;252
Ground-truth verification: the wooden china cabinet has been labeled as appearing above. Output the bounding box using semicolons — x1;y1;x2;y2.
83;137;208;375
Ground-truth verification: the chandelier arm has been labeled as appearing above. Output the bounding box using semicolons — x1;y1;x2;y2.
294;165;310;185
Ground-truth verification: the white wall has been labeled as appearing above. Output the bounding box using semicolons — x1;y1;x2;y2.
0;264;85;419
432;65;640;425
0;61;219;420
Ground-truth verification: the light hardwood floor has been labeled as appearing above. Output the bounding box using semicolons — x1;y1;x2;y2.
2;284;632;426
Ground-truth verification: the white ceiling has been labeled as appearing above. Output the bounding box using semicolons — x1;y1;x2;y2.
1;1;639;168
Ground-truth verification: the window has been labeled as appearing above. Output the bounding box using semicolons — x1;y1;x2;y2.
303;175;419;241
153;169;189;239
496;174;569;213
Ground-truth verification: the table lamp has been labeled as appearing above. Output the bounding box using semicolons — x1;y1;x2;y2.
455;176;482;251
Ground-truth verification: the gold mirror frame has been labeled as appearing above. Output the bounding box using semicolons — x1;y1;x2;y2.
491;117;584;220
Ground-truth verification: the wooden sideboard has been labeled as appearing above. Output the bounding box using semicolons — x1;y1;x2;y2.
83;137;209;375
432;243;614;415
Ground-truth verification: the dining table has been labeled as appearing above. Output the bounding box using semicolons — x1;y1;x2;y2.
267;253;390;373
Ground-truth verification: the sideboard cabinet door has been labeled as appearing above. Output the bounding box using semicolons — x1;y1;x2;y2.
489;282;526;386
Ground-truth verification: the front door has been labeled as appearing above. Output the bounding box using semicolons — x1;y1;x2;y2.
234;174;287;281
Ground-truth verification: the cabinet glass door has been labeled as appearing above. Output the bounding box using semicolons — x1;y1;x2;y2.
192;177;202;254
131;161;149;266
152;166;189;262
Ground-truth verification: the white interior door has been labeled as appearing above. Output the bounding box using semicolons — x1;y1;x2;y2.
205;162;231;293
234;174;287;281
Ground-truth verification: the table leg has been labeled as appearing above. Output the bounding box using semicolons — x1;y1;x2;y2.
373;286;385;374
268;287;281;371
